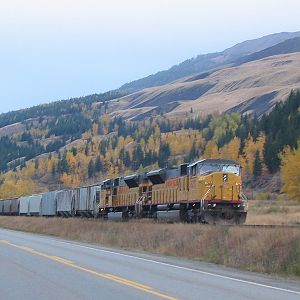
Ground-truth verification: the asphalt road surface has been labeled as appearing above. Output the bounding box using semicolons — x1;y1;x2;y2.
0;228;299;300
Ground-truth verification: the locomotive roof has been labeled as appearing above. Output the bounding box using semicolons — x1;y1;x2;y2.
0;197;19;201
79;182;102;189
147;168;165;176
124;174;138;180
189;159;240;167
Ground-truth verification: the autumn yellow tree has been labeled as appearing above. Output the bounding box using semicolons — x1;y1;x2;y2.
0;173;38;199
219;137;240;161
203;140;219;159
243;133;266;175
280;143;300;200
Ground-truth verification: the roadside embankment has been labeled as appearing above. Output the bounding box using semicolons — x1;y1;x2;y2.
246;199;300;225
0;216;299;278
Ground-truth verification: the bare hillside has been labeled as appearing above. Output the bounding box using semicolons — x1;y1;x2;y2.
109;52;300;119
119;31;300;92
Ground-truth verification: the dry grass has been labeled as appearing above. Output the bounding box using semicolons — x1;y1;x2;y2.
246;200;300;225
0;216;299;278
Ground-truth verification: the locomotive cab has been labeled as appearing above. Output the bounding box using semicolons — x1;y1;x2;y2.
188;159;247;224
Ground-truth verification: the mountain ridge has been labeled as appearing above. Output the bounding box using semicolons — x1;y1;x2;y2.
119;31;300;92
235;37;300;65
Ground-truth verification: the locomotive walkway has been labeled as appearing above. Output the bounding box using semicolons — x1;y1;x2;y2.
0;228;299;300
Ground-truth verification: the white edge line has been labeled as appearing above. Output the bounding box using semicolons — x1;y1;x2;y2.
51;238;300;295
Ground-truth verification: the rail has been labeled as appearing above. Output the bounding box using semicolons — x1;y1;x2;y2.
215;224;300;229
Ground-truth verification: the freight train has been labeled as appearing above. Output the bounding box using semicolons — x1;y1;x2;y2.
0;159;247;224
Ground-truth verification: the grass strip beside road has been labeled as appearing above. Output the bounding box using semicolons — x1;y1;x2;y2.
0;216;299;278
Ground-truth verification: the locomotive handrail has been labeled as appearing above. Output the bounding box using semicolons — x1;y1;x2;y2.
200;187;212;211
239;192;248;201
135;194;146;217
239;192;248;211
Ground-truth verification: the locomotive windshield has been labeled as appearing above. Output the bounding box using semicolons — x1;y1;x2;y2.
198;163;240;175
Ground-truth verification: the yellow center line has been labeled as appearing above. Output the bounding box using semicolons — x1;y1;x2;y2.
104;273;153;290
0;239;177;300
50;256;74;265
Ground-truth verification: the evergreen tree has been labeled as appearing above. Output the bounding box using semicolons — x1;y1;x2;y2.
88;160;95;178
264;137;280;173
71;147;77;156
99;141;107;156
34;159;39;170
123;151;131;168
85;144;89;156
132;145;144;169
51;164;56;177
253;150;262;178
58;154;69;174
119;148;125;161
95;156;102;173
188;142;197;162
158;143;170;168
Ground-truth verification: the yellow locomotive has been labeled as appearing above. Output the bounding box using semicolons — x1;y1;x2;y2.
98;159;247;224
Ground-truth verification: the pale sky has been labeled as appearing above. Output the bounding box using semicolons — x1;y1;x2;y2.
0;0;300;113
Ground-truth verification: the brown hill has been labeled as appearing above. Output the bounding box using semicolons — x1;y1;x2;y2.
109;52;300;120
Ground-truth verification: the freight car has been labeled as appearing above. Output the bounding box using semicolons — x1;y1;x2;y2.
0;159;247;224
74;184;101;217
2;198;19;215
56;189;75;217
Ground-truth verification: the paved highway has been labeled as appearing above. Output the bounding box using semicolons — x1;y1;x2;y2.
0;228;299;300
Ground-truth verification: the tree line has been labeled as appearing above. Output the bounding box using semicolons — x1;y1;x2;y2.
0;90;299;200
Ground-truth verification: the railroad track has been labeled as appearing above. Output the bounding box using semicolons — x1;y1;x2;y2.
219;224;300;229
0;215;299;228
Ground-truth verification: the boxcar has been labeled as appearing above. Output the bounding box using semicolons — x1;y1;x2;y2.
28;194;43;216
56;189;75;217
10;198;20;215
41;191;57;216
3;199;12;215
75;184;100;217
88;184;101;217
19;196;30;215
0;200;4;215
74;187;87;217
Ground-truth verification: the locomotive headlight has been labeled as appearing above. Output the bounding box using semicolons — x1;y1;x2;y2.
100;208;104;211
